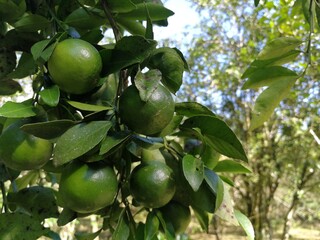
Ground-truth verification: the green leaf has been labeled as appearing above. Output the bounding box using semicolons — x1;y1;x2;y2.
107;0;136;13
204;168;224;211
214;160;251;174
0;100;37;118
53;121;112;166
135;70;161;102
215;182;239;226
0;0;26;22
67;100;112;112
21;119;77;139
13;14;50;32
75;229;102;240
7;52;37;79
7;186;59;221
235;210;255;240
175;102;215;117
31;39;51;61
242;66;298;90
116;17;146;36
254;0;260;7
116;3;174;21
39;85;60;107
112;208;130;240
0;78;22;95
182;154;204;191
100;131;131;155
0;212;50;239
315;1;320;28
57;208;77;226
192;207;209;232
0;163;20;181
148;47;185;93
159;114;183;137
144;212;159;240
181;116;248;162
65;7;105;30
256;37;302;60
100;36;157;76
145;2;154;39
250;76;297;130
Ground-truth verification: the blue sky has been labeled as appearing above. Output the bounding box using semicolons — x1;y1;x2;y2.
153;0;200;41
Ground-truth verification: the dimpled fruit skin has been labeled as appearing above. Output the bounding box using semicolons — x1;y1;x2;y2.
129;162;176;208
59;161;118;214
0;121;53;171
119;84;174;135
160;201;191;234
48;39;102;95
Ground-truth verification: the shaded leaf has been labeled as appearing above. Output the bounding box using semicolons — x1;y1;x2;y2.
116;17;146;36
13;14;50;32
145;212;159;240
21;119;76;139
100;131;131;155
0;78;22;95
135;70;161;102
100;36;157;76
116;3;174;21
250;76;297;130
0;100;37;118
7;186;59;221
57;208;77;226
67;100;112;112
192;207;209;232
0;212;50;239
7;52;37;79
108;0;136;13
182;116;248;162
175;102;215;117
65;7;105;30
159;114;183;137
112;208;130;240
214;160;251;174
75;229;102;240
53;121;112;166
204;168;224;211
182;154;204;191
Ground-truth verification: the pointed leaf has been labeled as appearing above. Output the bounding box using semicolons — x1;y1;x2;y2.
182;154;204;191
215;183;239;226
39;85;60;107
257;37;302;60
65;7;105;30
144;212;159;240
100;131;131;155
214;160;251;174
204;168;224;211
57;208;77;226
250;76;297;130
192;207;209;232
7;186;59;221
112;208;130;240
21;119;77;139
67;100;112;112
235;210;255;240
254;0;260;7
0;100;37;118
116;3;174;21
75;229;102;240
100;36;157;76
0;78;22;95
53;121;112;166
135;70;161;102
31;39;51;61
175;102;215;117
182;116;248;162
7;52;37;79
242;66;297;89
13;14;50;32
108;0;136;13
0;212;50;239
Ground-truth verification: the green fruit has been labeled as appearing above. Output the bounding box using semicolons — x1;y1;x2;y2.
130;162;176;208
59;161;118;214
48;39;102;95
0;120;53;171
119;84;175;135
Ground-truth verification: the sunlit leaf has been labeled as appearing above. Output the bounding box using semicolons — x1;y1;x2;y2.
39;85;60;107
53;121;112;166
235;210;255;240
0;100;37;118
182;154;204;191
175;102;215;117
67;100;112;112
250;76;297;130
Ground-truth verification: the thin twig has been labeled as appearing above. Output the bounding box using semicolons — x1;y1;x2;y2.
101;0;122;42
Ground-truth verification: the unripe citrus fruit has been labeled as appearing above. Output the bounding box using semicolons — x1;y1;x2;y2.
59;161;118;214
130;162;176;208
0;120;53;171
119;84;174;135
48;39;102;94
159;201;191;234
